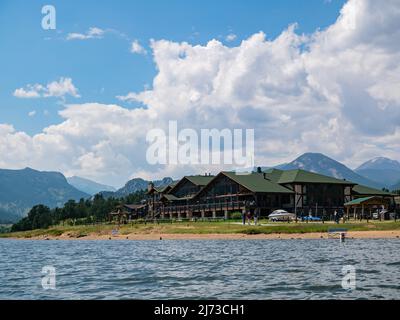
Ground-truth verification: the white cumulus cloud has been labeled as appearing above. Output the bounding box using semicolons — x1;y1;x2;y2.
2;0;400;185
130;40;147;55
66;27;105;40
225;33;237;42
13;78;80;99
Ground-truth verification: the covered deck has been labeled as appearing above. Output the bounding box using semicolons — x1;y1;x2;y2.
109;204;147;224
344;196;391;220
159;199;247;219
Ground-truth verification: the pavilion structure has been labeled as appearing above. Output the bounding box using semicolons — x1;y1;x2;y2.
344;196;391;220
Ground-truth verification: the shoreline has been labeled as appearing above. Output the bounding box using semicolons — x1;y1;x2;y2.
4;230;400;241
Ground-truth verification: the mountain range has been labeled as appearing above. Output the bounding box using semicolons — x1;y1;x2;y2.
277;153;385;189
1;153;399;223
67;176;116;196
100;177;175;199
393;181;400;191
259;153;400;190
0;168;89;223
354;157;400;189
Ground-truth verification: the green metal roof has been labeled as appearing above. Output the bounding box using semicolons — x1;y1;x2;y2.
344;196;377;206
267;169;356;185
167;175;214;195
153;185;170;193
222;172;294;194
161;194;180;201
352;184;394;196
263;168;284;182
167;175;214;196
185;175;214;186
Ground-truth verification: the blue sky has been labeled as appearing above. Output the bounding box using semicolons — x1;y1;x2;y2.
2;0;398;186
0;0;346;135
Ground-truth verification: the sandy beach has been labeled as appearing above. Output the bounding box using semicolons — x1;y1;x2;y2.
9;230;400;241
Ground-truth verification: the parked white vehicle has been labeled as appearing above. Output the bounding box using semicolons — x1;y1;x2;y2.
268;210;296;222
372;209;392;220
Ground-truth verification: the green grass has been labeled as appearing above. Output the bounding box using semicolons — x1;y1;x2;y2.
1;220;400;239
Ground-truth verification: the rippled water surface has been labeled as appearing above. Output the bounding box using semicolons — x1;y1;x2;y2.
0;239;399;299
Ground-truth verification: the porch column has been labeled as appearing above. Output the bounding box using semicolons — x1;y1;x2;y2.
212;210;217;218
224;210;229;220
361;204;364;221
201;210;205;218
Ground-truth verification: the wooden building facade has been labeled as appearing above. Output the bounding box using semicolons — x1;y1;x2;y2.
263;169;355;216
155;172;294;219
109;204;147;223
112;169;398;222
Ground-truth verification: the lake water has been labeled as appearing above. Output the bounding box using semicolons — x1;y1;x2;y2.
0;239;399;300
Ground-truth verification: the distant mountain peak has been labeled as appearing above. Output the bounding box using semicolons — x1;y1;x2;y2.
371;157;391;162
278;152;383;189
0;168;89;223
67;176;116;195
101;177;174;198
301;152;326;157
355;157;400;189
356;157;400;171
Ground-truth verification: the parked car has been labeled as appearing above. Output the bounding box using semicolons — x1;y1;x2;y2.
301;216;322;222
372;209;394;220
268;210;296;222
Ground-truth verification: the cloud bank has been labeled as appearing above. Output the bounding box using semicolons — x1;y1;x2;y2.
2;0;400;186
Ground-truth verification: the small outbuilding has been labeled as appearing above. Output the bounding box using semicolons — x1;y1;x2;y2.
344;196;391;220
109;204;147;224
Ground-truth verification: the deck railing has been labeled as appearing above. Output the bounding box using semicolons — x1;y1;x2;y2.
159;201;246;216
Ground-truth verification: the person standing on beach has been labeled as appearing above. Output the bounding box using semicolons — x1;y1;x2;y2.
339;208;345;223
254;208;259;226
334;210;339;224
243;200;249;225
247;211;252;225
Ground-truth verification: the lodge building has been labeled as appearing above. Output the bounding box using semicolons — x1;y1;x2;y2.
146;168;396;220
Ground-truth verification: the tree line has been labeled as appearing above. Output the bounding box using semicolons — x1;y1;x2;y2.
11;190;147;232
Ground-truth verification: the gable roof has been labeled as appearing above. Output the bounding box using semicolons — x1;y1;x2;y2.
184;175;215;186
263;168;285;182
147;184;173;195
168;175;214;195
352;184;394;196
153;185;171;193
265;169;356;185
219;172;294;194
344;196;391;206
344;196;376;206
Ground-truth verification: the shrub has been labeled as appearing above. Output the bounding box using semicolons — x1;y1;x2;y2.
229;212;243;220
